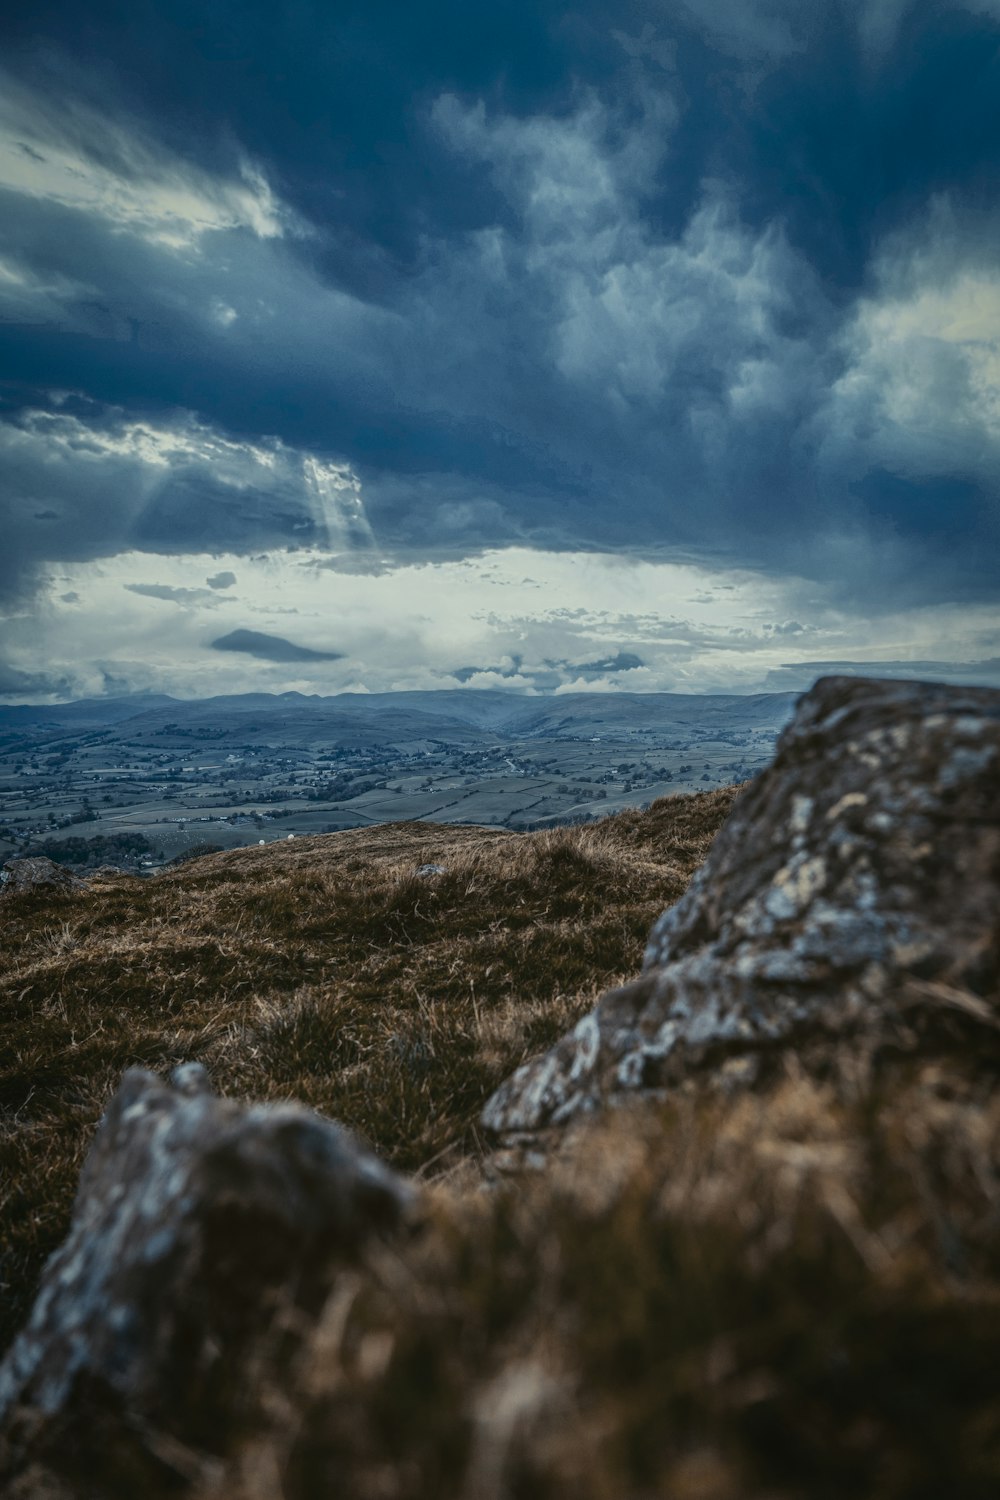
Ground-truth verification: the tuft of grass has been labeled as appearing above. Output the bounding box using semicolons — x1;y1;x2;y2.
0;789;738;1353
200;1062;1000;1500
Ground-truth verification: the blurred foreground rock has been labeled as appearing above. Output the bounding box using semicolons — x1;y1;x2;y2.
0;857;82;898
484;676;1000;1136
0;1065;413;1476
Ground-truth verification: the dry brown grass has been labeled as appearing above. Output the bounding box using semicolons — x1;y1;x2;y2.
0;788;737;1354
269;1060;1000;1500
6;783;999;1500
26;1058;993;1500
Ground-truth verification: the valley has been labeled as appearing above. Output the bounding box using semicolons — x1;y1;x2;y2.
0;688;797;867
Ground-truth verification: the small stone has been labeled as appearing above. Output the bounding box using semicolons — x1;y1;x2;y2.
0;858;82;899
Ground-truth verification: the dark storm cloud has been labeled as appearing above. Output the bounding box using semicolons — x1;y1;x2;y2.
206;572;236;590
211;630;344;664
0;0;998;607
0;662;72;696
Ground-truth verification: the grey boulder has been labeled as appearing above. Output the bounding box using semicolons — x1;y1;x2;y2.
0;1065;414;1469
483;675;1000;1136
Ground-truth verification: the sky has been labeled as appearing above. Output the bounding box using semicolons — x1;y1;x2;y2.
1;0;999;701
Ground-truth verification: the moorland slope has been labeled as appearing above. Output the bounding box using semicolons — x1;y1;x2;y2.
2;671;1000;1500
0;788;736;1355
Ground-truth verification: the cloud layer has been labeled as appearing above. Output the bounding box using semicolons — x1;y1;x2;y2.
1;0;998;692
4;546;999;703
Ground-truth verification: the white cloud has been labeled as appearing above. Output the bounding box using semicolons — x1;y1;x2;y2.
0;405;373;592
0;76;396;377
0;253;90;324
553;195;817;413
2;544;996;702
431;92;824;430
673;0;806;60
0;72;293;250
824;202;1000;482
848;271;1000;428
665;0;1000;69
432;87;677;251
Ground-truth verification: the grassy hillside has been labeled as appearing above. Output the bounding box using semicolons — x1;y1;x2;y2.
0;788;737;1355
4;784;999;1500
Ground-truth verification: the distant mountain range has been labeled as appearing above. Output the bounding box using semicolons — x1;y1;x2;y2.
0;688;799;747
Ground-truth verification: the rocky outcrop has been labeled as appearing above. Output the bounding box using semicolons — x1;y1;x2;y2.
0;857;82;898
0;1065;413;1474
484;676;1000;1136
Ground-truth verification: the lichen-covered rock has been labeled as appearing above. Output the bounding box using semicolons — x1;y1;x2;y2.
0;1065;414;1470
483;676;1000;1136
0;858;82;898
